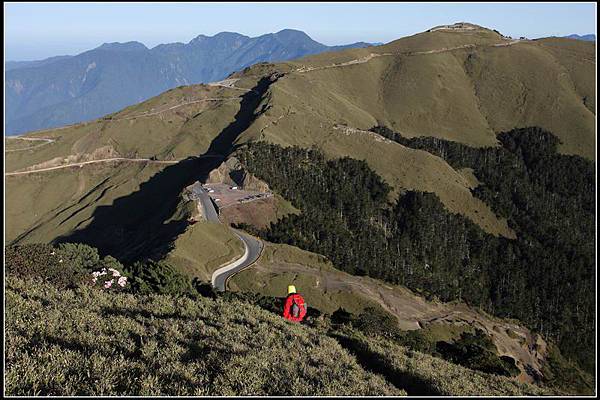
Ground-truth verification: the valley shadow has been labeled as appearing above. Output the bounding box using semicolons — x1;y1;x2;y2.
331;334;443;396
56;74;279;264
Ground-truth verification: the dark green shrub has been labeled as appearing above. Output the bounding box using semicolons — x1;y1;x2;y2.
352;306;401;338
435;329;520;377
192;278;218;299
395;330;437;354
331;308;354;325
5;243;101;289
55;243;100;270
126;259;193;295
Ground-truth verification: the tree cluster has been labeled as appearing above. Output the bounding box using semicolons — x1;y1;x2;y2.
237;127;595;373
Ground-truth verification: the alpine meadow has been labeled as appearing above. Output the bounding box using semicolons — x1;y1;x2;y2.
4;7;597;397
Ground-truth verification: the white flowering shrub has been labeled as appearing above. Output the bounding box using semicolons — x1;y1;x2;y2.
90;267;128;290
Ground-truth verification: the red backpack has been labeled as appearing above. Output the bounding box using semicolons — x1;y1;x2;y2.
284;293;307;322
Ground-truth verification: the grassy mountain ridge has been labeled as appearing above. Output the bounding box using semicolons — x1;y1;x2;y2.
6;274;553;396
7;24;594;242
6;30;374;135
240;27;594;158
5;84;247;173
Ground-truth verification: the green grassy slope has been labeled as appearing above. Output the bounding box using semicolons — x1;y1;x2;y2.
241;25;594;159
165;221;244;281
5;157;245;269
5;162;166;244
6;24;593;243
5;84;246;173
6;275;551;396
465;41;595;158
237;80;515;237
226;29;594;236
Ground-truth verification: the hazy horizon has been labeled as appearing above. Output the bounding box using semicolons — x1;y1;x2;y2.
5;2;597;61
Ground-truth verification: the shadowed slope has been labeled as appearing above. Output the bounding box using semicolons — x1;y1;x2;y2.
55;75;279;263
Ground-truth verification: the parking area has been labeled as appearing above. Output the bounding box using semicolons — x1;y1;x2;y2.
203;183;272;208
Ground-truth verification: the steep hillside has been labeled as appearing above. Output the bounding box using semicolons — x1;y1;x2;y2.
5;84;250;173
6;275;552;396
238;24;594;159
230;243;551;383
5;30;373;135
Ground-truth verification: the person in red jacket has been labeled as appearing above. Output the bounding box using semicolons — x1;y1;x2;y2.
283;285;307;322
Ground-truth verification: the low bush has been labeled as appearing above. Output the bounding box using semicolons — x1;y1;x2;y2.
6;276;403;396
125;259;194;296
352;306;401;338
395;330;437;354
330;331;550;396
5;243;125;289
435;329;520;377
192;278;218;299
331;308;354;325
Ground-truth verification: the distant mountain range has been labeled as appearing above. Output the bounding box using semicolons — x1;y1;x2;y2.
6;55;75;71
5;29;376;135
564;34;596;41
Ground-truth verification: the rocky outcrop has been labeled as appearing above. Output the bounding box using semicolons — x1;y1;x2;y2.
207;156;270;192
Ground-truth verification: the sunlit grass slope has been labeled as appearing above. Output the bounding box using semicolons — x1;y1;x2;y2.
6;275;551;396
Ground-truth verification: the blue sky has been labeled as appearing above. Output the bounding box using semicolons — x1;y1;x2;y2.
5;2;597;61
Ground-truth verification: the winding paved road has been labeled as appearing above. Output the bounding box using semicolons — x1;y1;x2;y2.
190;182;263;291
212;229;263;292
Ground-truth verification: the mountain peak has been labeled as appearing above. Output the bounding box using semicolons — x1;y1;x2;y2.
274;28;310;36
564;34;596;41
213;31;247;39
189;31;249;45
96;41;148;52
273;29;315;41
427;22;489;32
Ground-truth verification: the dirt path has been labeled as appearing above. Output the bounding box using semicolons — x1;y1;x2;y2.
294;39;522;74
207;78;258;94
249;260;546;383
5;137;56;152
4;155;224;176
115;97;240;121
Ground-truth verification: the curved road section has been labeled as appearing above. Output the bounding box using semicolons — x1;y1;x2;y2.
212;229;263;292
190;182;263;291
